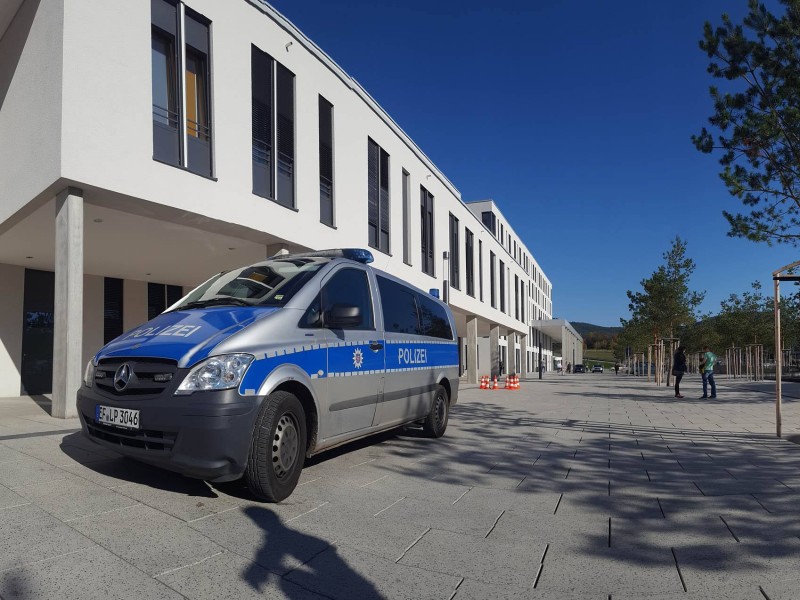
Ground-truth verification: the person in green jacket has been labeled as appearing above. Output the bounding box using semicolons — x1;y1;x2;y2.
700;345;717;399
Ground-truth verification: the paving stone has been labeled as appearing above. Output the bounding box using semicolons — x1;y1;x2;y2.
0;483;27;509
399;528;542;587
0;455;67;489
0;504;95;572
113;477;241;522
534;546;684;596
286;544;463;600
0;444;26;463
12;474;139;521
291;502;432;561
188;504;330;575
156;550;327;599
0;545;182;600
69;503;224;576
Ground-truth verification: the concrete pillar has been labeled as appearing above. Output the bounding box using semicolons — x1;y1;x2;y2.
490;324;500;378
466;315;478;384
507;330;517;375
52;187;84;419
520;334;528;378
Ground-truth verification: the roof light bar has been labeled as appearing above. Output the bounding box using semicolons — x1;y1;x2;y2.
276;248;374;264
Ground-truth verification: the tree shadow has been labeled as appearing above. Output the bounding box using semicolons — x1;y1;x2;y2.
241;506;385;599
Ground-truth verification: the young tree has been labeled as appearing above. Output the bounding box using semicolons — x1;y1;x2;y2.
693;0;800;245
717;281;773;348
623;237;705;342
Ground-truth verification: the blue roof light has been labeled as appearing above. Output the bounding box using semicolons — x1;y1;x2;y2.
342;248;374;264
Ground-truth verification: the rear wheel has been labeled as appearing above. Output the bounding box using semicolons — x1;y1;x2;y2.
423;384;449;438
245;391;306;502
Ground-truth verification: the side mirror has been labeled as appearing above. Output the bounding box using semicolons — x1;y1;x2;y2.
325;304;362;329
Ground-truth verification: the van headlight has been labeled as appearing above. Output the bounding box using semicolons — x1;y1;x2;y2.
84;360;96;387
175;354;254;394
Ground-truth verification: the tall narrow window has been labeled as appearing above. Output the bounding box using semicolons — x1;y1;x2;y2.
479;240;484;302
449;214;460;290
481;211;496;235
499;260;506;313
252;45;295;208
465;228;474;297
420;186;435;276
104;278;124;344
514;275;519;320
367;139;390;253
319;96;334;226
490;252;496;308
148;282;184;320
402;170;411;265
151;1;212;177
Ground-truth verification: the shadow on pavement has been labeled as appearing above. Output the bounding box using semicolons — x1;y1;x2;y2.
242;506;385;599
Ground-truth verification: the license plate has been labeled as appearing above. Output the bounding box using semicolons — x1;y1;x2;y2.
95;405;140;430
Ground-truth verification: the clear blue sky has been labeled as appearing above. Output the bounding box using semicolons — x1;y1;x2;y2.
269;0;797;327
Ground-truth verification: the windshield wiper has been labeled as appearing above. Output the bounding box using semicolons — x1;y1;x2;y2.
171;297;254;311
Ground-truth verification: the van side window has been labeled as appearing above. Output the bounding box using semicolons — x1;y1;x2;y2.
320;268;374;330
377;276;422;335
417;294;453;340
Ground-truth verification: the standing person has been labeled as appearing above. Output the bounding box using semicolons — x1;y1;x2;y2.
614;363;620;376
700;345;717;399
567;362;572;374
672;346;687;398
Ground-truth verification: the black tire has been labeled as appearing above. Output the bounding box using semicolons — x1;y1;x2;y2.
245;391;307;502
422;384;449;438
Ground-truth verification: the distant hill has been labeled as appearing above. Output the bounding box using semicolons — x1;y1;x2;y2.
571;322;622;338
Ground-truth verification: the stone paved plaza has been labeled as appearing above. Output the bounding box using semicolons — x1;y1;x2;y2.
1;374;799;599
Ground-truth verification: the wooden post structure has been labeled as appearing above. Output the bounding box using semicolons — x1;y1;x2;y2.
772;259;800;438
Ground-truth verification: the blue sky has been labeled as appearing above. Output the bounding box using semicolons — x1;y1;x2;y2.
269;0;797;327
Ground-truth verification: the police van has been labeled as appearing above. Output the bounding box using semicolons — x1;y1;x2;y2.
77;249;459;501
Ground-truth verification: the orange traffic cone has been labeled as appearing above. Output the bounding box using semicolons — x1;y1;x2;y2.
479;375;488;390
513;375;520;390
492;375;499;390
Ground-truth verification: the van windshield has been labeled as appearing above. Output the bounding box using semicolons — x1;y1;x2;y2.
169;257;327;311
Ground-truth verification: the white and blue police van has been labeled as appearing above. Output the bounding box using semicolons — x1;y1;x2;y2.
77;249;459;501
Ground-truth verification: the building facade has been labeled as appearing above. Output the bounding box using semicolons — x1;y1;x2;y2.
0;0;579;416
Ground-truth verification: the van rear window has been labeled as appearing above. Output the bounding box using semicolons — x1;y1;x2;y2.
377;275;453;340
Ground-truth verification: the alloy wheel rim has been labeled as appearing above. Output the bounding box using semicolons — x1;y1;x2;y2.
272;413;299;478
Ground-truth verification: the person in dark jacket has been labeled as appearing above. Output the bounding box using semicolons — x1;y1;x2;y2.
673;346;687;398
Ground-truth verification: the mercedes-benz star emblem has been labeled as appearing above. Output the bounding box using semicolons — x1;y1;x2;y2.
114;363;132;391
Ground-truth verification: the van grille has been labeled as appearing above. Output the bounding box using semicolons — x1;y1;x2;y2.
86;419;177;452
95;358;178;398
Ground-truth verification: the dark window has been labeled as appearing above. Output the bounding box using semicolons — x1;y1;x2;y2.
478;240;484;301
490;252;496;308
449;214;459;290
321;268;374;330
104;278;124;344
499;260;506;312
319;96;334;226
148;282;167;319
150;1;212;177
417;294;453;340
420;186;435;276
514;275;519;320
465;228;474;297
402;169;411;265
367;139;390;253
252;46;295;207
377;276;421;335
276;63;295;206
148;282;183;319
481;211;496;235
520;281;525;323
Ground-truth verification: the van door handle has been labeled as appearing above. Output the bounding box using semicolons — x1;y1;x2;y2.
369;342;384;352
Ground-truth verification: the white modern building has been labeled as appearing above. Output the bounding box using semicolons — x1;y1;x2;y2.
0;0;581;417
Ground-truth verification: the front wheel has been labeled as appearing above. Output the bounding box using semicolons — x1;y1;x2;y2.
423;384;449;438
245;391;307;502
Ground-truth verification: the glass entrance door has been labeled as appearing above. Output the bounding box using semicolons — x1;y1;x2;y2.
20;269;55;395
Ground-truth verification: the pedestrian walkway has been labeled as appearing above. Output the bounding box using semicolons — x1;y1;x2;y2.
1;375;799;599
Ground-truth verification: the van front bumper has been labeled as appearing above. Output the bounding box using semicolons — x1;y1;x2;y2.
76;386;260;481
